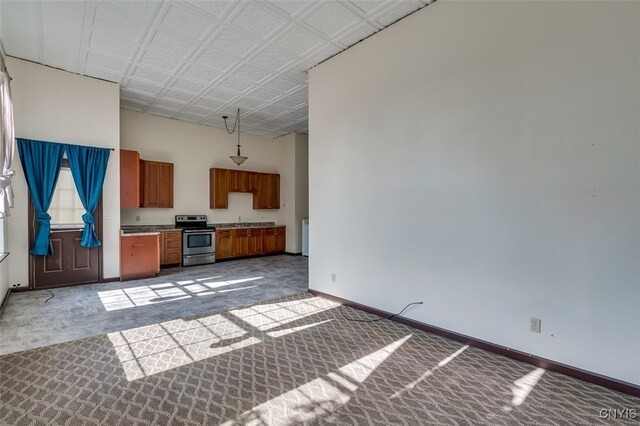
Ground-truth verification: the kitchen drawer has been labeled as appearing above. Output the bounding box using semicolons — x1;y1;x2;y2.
160;230;182;266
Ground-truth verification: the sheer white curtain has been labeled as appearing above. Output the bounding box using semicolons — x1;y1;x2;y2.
0;53;15;218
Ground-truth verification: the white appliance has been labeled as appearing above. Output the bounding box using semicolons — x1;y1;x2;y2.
302;219;309;257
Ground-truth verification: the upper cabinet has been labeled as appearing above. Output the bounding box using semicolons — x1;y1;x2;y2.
210;168;229;209
141;160;174;208
120;150;140;208
209;168;279;210
119;149;174;209
253;173;279;209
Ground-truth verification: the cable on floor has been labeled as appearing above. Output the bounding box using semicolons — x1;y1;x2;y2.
44;290;54;303
339;301;423;323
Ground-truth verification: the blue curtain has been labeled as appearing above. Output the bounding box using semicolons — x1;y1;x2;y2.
65;144;110;248
16;139;65;255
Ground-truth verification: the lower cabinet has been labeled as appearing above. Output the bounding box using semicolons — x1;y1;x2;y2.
120;234;160;280
234;229;249;257
160;230;182;265
216;230;234;260
263;227;286;254
234;228;264;257
274;227;286;253
215;226;285;260
247;228;263;255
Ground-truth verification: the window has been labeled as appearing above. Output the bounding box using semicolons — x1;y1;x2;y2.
49;167;84;226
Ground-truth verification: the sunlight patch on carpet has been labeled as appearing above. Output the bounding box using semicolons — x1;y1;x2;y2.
223;335;412;426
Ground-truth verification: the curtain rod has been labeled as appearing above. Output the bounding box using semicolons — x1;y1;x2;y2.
16;137;115;151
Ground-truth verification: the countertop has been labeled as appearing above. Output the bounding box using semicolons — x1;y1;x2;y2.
120;222;283;234
120;230;160;237
121;225;179;234
214;223;284;230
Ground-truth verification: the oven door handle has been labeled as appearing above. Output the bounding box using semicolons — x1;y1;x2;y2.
184;253;215;258
183;230;215;234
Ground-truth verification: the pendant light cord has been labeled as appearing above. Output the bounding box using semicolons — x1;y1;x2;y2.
223;108;239;135
223;108;247;164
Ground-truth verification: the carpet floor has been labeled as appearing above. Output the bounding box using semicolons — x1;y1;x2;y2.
0;292;637;425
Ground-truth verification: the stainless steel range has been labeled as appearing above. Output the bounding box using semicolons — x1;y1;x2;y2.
175;215;216;267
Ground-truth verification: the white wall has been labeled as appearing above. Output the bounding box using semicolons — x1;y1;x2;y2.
309;1;640;385
7;58;120;284
294;133;309;252
121;109;287;226
278;133;297;251
277;132;309;253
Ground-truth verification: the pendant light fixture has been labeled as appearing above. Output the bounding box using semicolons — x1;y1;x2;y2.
222;108;247;166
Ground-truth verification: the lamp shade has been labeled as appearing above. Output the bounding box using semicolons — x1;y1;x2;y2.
230;155;247;166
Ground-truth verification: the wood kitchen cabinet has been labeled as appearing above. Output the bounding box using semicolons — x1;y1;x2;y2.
120;234;160;280
160;230;182;265
253;173;280;209
119;150;174;209
209;168;279;210
120;150;140;208
263;226;286;254
228;169;254;192
215;226;282;260
141;160;174;208
210;168;229;209
234;229;249;257
247;172;258;192
234;228;264;257
247;227;264;255
216;229;234;259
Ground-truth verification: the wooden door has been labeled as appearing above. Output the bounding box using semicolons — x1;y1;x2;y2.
158;163;173;208
31;229;101;289
228;170;252;193
142;161;173;208
227;170;242;192
253;173;280;209
29;165;103;289
274;227;286;253
120;150;140;208
263;227;276;253
254;173;271;209
269;174;280;209
248;172;258;192
142;161;160;207
234;229;249;257
210;168;229;209
216;230;233;259
247;228;263;255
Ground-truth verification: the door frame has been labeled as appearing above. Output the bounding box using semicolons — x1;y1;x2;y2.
28;159;104;289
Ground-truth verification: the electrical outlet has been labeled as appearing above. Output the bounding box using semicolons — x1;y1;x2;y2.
530;317;541;333
331;273;336;283
135;216;140;222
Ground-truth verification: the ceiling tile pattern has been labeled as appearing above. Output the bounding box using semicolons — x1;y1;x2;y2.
1;0;432;138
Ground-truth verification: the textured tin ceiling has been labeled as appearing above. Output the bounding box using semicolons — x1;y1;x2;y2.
1;0;432;138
